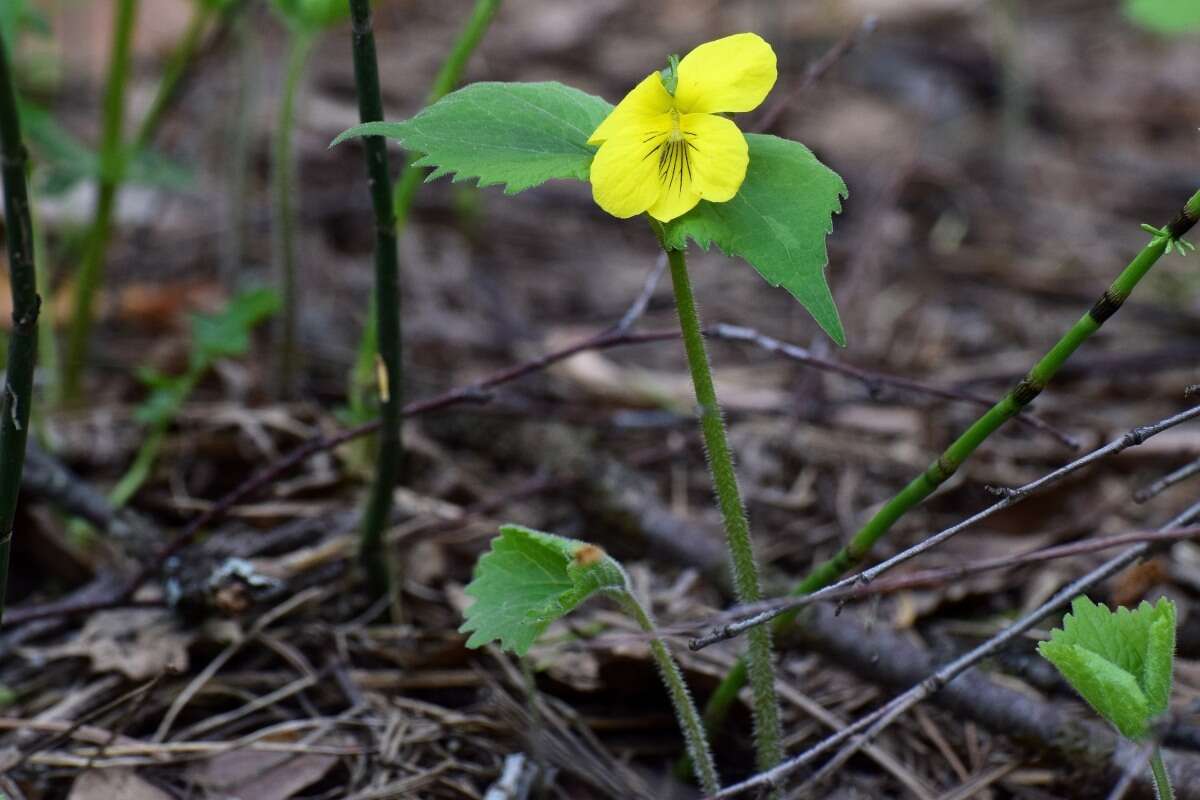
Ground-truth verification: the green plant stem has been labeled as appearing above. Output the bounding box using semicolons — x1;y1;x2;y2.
0;28;41;626
221;12;258;287
664;242;783;772
62;0;137;403
271;30;314;398
701;189;1200;734
131;3;211;150
1151;746;1174;800
348;0;501;420
346;0;403;603
611;589;720;794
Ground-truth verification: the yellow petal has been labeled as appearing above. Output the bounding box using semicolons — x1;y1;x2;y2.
647;181;702;222
679;113;748;203
646;136;701;222
674;33;777;115
590;118;672;218
588;72;674;146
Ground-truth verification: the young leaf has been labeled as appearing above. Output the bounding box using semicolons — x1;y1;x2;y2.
661;134;848;346
1124;0;1200;35
331;82;613;194
191;288;282;367
459;524;628;655
1038;596;1176;740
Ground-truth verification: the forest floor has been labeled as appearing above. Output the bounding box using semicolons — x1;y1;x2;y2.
5;0;1200;798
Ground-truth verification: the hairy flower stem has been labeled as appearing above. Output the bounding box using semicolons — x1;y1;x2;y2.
346;0;403;604
701;187;1200;734
1151;747;1174;800
62;0;137;403
348;0;502;421
664;242;783;773
272;31;315;399
0;29;41;625
612;589;720;794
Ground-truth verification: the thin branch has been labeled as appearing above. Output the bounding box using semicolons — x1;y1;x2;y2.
690;403;1200;650
1136;457;1200;503
706;499;1200;798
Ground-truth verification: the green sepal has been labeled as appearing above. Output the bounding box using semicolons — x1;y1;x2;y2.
661;134;848;346
331;82;613;194
1038;596;1176;740
459;524;629;655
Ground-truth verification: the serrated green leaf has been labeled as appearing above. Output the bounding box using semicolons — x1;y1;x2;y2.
331;82;613;194
1038;639;1151;739
661;134;848;346
191;288;281;367
1144;600;1176;716
459;524;628;655
1124;0;1200;34
1038;595;1177;740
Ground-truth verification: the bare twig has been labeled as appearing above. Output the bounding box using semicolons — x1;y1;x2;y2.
1135;457;1200;503
690;404;1200;650
706;499;1200;798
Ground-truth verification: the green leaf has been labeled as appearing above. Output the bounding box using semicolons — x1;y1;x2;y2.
1038;639;1151;739
191;287;281;368
271;0;348;30
331;82;613;194
459;524;628;655
1038;595;1177;739
1124;0;1200;34
662;134;848;346
134;368;190;426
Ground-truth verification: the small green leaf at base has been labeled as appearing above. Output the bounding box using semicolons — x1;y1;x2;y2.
1124;0;1200;35
331;82;613;194
459;524;628;655
1038;595;1176;740
662;133;848;346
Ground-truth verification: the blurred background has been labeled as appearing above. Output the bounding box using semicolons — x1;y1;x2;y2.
5;1;1200;797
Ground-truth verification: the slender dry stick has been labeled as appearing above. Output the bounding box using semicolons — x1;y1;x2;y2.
0;28;40;625
690;403;1200;649
708;498;1200;799
62;0;138;402
702;189;1200;731
1136;457;1200;503
664;241;783;772
346;0;402;603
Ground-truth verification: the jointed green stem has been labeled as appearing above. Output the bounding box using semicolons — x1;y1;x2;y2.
0;29;42;626
613;590;720;794
63;0;138;402
702;188;1200;733
349;0;501;420
346;0;403;603
665;243;783;772
1151;747;1174;800
272;31;315;399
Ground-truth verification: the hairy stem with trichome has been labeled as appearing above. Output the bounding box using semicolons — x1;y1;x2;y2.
663;240;783;772
346;0;403;603
0;28;41;625
1151;747;1174;800
611;589;720;794
701;188;1200;733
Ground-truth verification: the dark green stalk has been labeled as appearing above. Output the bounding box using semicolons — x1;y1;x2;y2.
348;0;501;420
62;0;137;402
271;30;314;398
701;189;1200;733
664;243;783;772
346;0;402;602
0;29;41;625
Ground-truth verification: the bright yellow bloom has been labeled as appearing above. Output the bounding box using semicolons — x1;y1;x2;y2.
588;33;777;223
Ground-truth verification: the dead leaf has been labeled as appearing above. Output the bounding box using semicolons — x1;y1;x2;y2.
186;737;349;800
69;769;173;800
23;608;191;680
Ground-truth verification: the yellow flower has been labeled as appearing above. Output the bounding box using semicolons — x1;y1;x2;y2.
588;33;777;223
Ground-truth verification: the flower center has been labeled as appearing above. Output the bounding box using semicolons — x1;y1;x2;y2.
657;108;696;194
